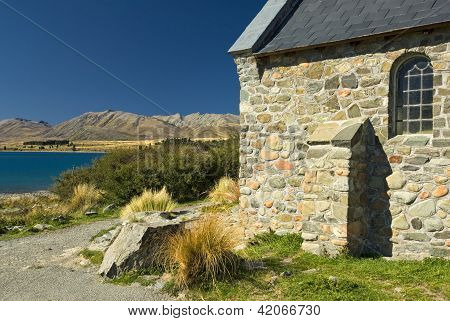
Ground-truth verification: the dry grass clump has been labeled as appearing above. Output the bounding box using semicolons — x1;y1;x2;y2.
164;215;240;287
121;187;178;220
208;177;240;204
68;183;103;213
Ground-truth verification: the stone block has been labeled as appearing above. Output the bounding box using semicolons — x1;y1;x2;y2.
409;200;436;217
424;217;444;232
437;199;450;213
332;203;348;222
269;176;286;189
392;191;418;205
404;136;430;146
386;171;406;190
404;233;431;242
261;149;279;161
392;214;410;230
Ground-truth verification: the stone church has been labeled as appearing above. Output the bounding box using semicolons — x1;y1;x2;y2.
229;0;450;259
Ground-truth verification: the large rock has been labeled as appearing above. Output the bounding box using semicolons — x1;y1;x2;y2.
99;211;199;279
89;225;122;252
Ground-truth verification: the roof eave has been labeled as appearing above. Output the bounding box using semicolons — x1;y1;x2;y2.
254;21;450;57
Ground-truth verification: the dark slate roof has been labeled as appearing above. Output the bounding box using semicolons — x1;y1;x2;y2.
230;0;450;55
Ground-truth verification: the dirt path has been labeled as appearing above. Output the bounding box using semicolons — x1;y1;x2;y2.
0;219;172;301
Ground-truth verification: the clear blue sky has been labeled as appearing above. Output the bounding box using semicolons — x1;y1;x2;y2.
0;0;266;124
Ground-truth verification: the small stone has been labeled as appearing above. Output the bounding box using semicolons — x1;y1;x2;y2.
392;215;410;230
432;186;449;198
389;155;403;164
325;75;340;89
434;231;450;239
424;217;444;232
269;176;286;189
437;199;450;212
338;89;351;97
267;135;283;151
347;104;361;118
411;218;423;230
392;191;417;204
240;187;252;195
386;172;406;190
287;177;302;187
404;233;430;242
328;276;339;284
261;149;279;161
406;183;421;193
331;239;348;246
248;181;261;190
404;136;430;146
280;271;293;277
302;233;319;241
406;156;430;165
419;191;431;200
257;114;272;124
85;210;98;217
275;160;294;170
264;200;274;208
302;268;319;274
409;200;436;217
341;74;358;89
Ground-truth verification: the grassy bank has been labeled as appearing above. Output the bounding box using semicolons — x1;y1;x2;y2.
184;233;449;301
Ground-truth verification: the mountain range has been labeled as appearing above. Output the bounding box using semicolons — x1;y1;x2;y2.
0;110;240;142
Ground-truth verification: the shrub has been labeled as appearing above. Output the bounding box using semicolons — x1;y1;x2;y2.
164;215;239;287
208;177;240;204
52;138;239;205
68;183;103;213
121;187;178;220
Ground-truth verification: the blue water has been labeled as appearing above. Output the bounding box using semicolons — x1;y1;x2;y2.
0;152;104;193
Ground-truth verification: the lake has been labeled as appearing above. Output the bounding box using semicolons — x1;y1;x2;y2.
0;152;104;193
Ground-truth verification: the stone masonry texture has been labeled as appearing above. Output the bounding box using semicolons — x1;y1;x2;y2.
233;27;450;260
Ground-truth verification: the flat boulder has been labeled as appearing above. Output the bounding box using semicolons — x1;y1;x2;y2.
99;211;199;279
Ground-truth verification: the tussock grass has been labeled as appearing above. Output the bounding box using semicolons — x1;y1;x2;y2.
164;215;240;287
68;184;103;214
121;187;178;220
208;177;240;204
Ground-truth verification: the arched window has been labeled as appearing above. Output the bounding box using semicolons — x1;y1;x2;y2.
391;56;434;136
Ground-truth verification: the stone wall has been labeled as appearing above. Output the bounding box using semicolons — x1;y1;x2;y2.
234;26;450;259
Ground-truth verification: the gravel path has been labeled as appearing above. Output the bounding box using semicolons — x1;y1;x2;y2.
0;219;172;301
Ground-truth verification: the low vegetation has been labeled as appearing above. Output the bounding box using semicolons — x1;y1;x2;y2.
52;138;239;205
208;177;240;204
121;187;177;221
0;187;117;240
183;232;449;301
80;249;104;265
164;215;240;287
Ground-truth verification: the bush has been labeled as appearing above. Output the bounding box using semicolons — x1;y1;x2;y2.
52;138;239;205
121;187;178;220
209;177;240;204
164;215;239;287
68;183;103;214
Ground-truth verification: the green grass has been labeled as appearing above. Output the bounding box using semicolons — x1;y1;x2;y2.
80;249;104;265
109;268;164;287
184;232;450;301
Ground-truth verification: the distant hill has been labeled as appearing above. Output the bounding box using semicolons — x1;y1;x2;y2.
0;119;52;141
0;111;239;142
